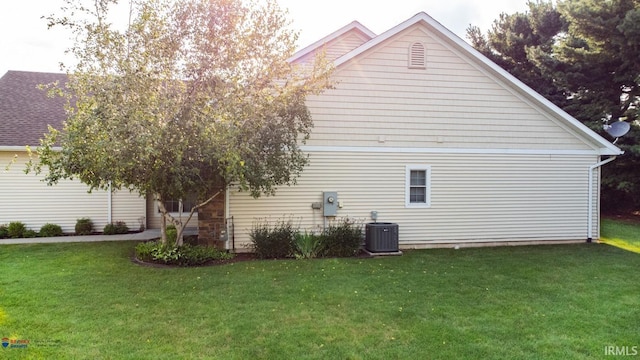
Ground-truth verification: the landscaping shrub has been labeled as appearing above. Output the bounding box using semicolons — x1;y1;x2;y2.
39;223;63;237
135;241;234;266
75;218;93;235
23;229;38;238
293;232;325;259
135;241;157;262
322;218;363;257
7;221;27;239
166;224;177;245
103;221;129;235
250;219;297;259
0;224;8;239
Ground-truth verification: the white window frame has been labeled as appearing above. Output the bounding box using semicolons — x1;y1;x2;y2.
405;165;431;208
158;196;197;214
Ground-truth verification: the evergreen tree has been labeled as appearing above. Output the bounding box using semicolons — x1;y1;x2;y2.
468;0;640;212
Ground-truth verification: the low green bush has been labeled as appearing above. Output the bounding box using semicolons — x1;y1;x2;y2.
39;223;63;237
250;219;297;259
135;241;234;266
75;218;93;235
7;221;27;239
0;224;8;239
166;224;177;245
322;218;363;258
135;241;157;262
103;221;129;235
23;229;38;238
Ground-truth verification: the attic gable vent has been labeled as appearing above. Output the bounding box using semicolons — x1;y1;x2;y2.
409;42;426;69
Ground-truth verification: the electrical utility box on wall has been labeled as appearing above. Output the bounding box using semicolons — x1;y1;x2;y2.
323;191;338;217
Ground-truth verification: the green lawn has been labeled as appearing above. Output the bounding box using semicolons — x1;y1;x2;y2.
601;218;640;253
1;228;639;359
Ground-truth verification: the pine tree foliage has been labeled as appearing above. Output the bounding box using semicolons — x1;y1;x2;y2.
468;0;640;212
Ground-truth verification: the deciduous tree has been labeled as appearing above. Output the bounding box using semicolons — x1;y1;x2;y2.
29;0;333;244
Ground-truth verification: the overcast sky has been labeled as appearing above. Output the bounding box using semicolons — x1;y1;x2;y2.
0;0;529;75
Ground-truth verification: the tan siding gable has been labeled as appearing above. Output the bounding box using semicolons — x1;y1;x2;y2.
295;30;371;63
306;26;595;151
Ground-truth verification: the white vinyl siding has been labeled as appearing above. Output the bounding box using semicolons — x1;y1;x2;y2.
0;152;145;233
146;196;199;229
227;22;606;250
229;151;599;249
304;26;596;151
408;42;426;69
294;30;371;64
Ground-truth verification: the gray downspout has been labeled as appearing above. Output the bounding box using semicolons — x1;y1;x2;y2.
587;156;617;242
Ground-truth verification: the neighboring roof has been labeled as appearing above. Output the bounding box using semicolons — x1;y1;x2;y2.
328;12;623;156
0;70;67;148
288;20;376;63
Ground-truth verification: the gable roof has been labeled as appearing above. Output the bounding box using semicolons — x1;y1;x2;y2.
0;70;67;148
294;12;623;156
0;12;623;155
289;20;376;63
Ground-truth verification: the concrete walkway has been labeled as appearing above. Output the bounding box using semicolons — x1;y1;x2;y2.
0;229;197;245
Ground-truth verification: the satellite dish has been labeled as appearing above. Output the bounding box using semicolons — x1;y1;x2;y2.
605;121;631;138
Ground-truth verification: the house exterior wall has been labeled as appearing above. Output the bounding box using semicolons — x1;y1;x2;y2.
0;152;145;233
229;151;598;250
146;196;199;230
305;26;595;151
227;23;605;251
295;30;371;64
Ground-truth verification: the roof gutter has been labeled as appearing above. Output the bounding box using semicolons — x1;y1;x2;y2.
0;146;63;152
587;156;618;242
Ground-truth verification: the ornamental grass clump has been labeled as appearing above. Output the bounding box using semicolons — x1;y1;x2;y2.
293;232;325;259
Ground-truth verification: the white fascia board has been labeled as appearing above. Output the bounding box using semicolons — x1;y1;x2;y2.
0;146;62;152
288;21;376;63
0;146;29;151
300;145;614;156
332;12;623;156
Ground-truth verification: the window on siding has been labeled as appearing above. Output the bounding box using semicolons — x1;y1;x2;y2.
405;165;431;208
161;196;197;213
408;42;426;69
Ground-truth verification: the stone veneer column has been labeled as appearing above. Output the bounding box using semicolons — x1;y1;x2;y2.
197;190;226;249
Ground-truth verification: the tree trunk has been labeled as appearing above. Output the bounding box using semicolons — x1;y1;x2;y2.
157;190;223;247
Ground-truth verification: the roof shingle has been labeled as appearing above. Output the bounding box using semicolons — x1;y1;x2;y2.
0;70;68;147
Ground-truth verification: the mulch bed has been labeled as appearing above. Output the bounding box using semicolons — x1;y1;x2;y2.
132;250;375;268
131;252;259;268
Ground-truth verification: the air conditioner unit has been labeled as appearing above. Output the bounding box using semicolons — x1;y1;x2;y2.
365;223;399;252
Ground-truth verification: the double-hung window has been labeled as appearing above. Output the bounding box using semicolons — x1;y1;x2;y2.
161;196;197;213
405;165;431;208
